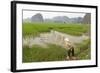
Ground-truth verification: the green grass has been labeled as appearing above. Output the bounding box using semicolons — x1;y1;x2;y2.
22;22;91;62
23;44;67;62
23;39;91;63
23;22;89;37
75;39;91;60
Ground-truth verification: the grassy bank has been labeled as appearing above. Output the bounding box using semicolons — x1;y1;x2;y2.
23;39;91;63
23;44;67;62
75;39;91;60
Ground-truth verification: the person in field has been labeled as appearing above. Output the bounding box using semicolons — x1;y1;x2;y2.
64;38;76;60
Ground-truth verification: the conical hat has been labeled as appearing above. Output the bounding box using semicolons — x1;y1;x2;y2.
64;38;69;42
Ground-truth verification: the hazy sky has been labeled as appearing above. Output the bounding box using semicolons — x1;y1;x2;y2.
23;10;86;19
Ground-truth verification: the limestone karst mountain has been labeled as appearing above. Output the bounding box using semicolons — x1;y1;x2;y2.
23;13;85;24
31;13;44;22
52;16;70;23
45;16;83;23
82;13;91;24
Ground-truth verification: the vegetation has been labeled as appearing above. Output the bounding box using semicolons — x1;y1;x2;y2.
23;22;89;37
23;39;91;62
22;22;91;62
23;44;67;62
75;39;91;60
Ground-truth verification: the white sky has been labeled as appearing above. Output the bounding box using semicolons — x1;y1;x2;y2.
23;10;86;19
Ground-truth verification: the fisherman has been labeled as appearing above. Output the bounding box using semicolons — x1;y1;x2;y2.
64;38;75;60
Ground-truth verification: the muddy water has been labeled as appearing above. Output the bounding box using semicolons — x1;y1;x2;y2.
23;30;89;48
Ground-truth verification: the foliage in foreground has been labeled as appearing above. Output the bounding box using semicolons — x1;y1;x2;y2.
23;44;67;62
75;39;91;60
23;39;91;63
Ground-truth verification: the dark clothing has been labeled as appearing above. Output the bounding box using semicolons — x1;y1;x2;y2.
68;46;75;57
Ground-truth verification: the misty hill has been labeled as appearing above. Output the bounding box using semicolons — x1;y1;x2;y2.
45;16;83;23
31;13;44;22
52;16;70;23
44;16;70;23
71;17;83;23
23;13;90;24
82;13;91;24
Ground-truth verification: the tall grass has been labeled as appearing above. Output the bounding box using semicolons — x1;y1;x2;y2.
75;39;91;60
23;39;91;63
23;44;67;62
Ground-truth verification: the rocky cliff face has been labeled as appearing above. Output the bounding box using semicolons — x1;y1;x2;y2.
31;13;44;22
82;13;91;24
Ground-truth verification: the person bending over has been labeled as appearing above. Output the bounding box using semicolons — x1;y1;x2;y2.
64;38;75;60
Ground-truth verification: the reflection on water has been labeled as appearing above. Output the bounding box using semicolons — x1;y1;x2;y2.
23;30;89;48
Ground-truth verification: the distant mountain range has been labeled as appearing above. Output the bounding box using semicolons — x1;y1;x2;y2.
23;13;91;24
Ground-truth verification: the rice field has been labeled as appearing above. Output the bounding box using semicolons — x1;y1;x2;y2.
22;22;91;63
23;22;89;37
